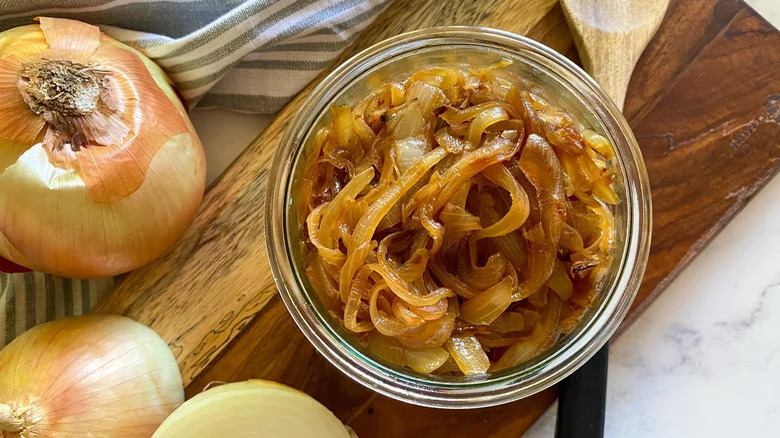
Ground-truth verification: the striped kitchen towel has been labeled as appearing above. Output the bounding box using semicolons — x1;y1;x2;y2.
0;0;391;347
0;273;115;347
0;0;391;112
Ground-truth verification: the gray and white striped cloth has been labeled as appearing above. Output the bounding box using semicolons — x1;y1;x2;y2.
0;0;391;112
0;0;391;347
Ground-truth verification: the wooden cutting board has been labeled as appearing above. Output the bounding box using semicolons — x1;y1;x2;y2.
94;0;780;435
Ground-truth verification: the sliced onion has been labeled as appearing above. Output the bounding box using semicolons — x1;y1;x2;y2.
547;259;574;300
518;134;567;244
476;332;525;348
409;298;449;321
367;330;405;366
432;356;462;374
299;127;330;221
152;381;352;438
401;170;442;224
403;347;450;373
363;87;392;131
440;203;482;232
435;126;468;154
538;109;586;155
513;223;555;301
392;297;426;326
320;167;374;248
519;309;540;328
406;80;449;115
369;282;422;337
409;67;463;89
459;276;514;325
343;147;448;297
505;87;543;136
467;106;509;146
476;164;530;239
418;204;447;254
527;287;549;307
330;105;357;151
459;250;508;290
376;201;402;231
297;62;620;377
397;248;429;282
592;174;619;205
343;266;374;333
306;204;346;267
451;180;472;208
429;134;520;213
446;335;490;375
489;311;526;333
338;240;376;301
582;129;616;159
472;190;528;270
369;235;454;307
430;255;480;299
390;82;406;106
351;147;447;249
560;222;585;252
353;112;376;144
484;118;524;132
305;252;341;310
440;101;513;124
493;231;528;270
558;150;602;193
494;293;562;371
393;136;430;173
560;306;587;334
386;100;425;138
397;304;455;349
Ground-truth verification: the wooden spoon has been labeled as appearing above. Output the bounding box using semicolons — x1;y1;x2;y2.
561;0;670;110
555;1;668;437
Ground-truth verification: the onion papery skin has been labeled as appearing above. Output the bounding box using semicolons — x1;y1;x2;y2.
152;380;353;438
0;315;184;437
0;18;206;278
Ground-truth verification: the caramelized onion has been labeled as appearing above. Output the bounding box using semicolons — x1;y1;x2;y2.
301;63;618;375
403;347;450;373
440;203;482;232
489;311;527;334
494;292;562;371
548;259;574;300
467;106;509;146
459;276;514;325
458;251;508;290
518;134;567;244
476;164;530;239
446;336;490;375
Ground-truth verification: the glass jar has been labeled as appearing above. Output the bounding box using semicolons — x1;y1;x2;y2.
266;26;651;408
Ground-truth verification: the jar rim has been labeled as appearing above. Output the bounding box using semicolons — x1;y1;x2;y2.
266;26;652;409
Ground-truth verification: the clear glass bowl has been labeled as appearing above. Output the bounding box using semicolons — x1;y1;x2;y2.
266;26;652;409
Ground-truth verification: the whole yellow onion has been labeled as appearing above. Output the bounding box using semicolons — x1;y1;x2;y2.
0;17;206;278
0;315;184;437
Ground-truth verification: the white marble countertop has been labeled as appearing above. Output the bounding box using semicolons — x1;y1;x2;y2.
189;2;779;433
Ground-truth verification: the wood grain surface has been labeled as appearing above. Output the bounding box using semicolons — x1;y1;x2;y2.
94;0;780;436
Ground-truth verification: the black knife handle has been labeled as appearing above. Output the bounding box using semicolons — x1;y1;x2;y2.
555;342;609;438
